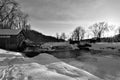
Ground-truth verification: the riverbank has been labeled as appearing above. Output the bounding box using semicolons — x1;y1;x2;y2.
0;49;102;80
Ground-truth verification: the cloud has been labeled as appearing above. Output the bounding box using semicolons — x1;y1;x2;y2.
18;0;104;21
18;0;120;23
16;0;120;36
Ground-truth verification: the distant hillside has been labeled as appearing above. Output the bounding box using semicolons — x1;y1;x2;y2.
24;30;64;44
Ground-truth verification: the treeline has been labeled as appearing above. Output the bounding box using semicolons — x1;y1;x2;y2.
56;22;120;43
1;0;120;43
100;35;120;42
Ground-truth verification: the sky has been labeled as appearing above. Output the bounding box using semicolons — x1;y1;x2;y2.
17;0;120;37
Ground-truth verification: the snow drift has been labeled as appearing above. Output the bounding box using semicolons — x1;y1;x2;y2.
0;50;102;80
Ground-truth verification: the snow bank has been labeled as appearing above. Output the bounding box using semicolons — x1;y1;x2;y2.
46;62;102;80
89;43;120;51
0;63;76;80
0;50;103;80
0;61;102;80
32;53;61;65
0;57;32;66
0;49;22;56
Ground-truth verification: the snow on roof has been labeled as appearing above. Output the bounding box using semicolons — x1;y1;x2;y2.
0;29;22;35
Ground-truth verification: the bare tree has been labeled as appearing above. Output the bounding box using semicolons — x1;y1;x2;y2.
118;27;120;34
115;26;120;35
71;26;85;41
89;22;109;41
56;33;60;39
0;0;29;30
60;33;67;40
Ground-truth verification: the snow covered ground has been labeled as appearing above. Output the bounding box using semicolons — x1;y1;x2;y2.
1;44;120;80
0;49;102;80
89;42;120;51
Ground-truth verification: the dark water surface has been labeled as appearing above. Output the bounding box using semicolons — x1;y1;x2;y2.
47;49;89;58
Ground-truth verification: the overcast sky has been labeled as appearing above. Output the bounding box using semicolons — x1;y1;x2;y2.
17;0;120;36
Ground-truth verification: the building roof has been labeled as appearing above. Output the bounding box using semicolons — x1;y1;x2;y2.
0;29;22;35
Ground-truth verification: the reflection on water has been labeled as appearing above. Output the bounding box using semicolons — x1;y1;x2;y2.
47;50;89;58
